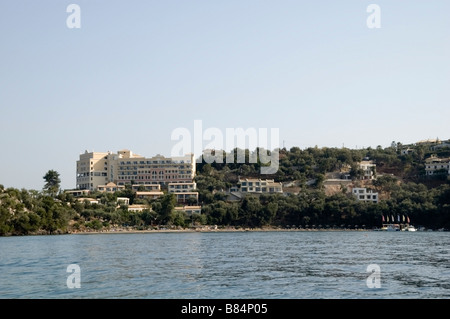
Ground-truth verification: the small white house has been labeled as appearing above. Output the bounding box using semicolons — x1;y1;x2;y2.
116;197;130;206
358;161;376;180
127;204;149;212
238;178;283;194
352;188;378;203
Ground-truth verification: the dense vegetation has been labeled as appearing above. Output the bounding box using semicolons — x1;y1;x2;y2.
196;167;450;230
0;185;194;236
197;142;450;186
1;143;449;236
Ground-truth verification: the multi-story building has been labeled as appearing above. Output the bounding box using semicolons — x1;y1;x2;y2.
425;156;450;176
352;188;378;203
168;182;198;203
131;184;161;191
238;178;283;194
172;192;199;204
168;182;197;193
430;140;450;151
76;150;195;191
135;191;164;200
358;161;376;180
76;151;110;190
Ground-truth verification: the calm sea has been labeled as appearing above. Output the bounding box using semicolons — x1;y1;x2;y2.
0;231;449;299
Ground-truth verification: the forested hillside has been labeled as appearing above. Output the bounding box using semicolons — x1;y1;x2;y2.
195;145;450;229
1;143;449;236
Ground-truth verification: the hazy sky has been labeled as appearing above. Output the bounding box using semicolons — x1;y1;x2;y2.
1;1;449;190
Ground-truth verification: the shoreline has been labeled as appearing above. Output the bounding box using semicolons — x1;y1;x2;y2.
5;225;441;237
68;226;373;235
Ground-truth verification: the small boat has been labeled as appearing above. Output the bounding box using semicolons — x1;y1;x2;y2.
387;224;400;231
379;224;400;231
403;225;416;232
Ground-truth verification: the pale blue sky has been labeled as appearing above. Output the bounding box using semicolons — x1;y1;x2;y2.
0;1;449;190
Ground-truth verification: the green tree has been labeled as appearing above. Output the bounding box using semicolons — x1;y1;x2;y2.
153;194;176;225
86;219;103;230
141;209;158;226
43;170;61;197
173;211;187;227
190;212;207;226
240;195;264;227
315;173;325;189
0;206;12;235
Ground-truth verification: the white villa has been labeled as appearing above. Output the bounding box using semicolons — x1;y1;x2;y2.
352;187;378;203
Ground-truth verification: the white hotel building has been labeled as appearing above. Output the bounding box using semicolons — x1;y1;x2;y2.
76;150;195;191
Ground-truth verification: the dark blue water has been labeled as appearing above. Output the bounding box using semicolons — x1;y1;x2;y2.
0;231;449;298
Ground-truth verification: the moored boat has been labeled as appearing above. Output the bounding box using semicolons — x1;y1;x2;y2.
377;215;416;232
404;225;416;232
379;223;400;231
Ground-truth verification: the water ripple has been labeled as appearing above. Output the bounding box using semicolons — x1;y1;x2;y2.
0;231;449;298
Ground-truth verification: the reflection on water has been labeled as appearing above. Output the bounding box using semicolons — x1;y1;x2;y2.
0;231;449;298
